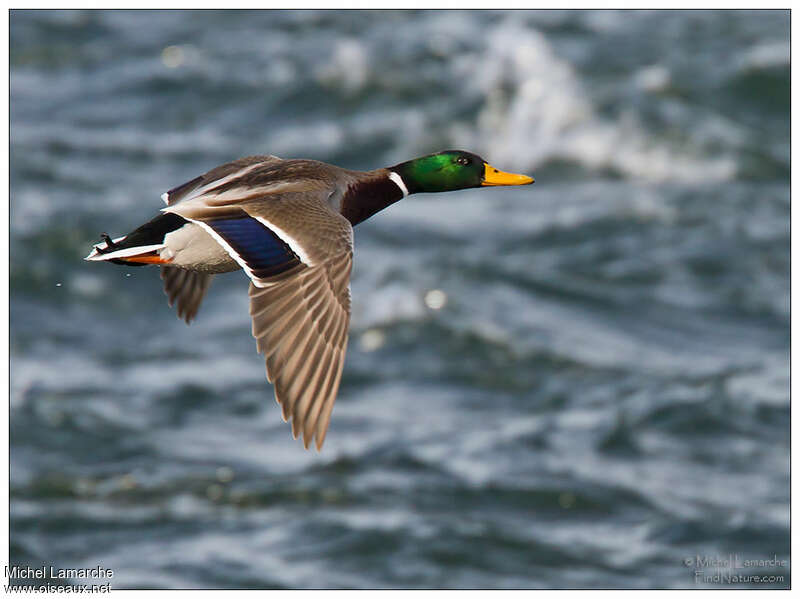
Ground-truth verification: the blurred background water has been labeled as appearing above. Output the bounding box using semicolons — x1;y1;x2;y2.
10;9;789;589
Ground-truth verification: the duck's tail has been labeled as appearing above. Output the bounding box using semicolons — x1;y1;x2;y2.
85;213;186;265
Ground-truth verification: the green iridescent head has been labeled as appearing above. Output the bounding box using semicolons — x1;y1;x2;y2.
390;150;534;194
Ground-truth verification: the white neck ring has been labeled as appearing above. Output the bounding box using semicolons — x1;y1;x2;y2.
388;172;409;198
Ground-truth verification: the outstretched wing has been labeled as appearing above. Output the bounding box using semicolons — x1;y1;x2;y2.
160;267;213;324
162;163;355;448
249;251;352;449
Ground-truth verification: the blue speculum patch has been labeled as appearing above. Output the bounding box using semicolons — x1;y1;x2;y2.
209;216;301;278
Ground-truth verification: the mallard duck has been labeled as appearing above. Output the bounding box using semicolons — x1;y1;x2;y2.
86;150;534;449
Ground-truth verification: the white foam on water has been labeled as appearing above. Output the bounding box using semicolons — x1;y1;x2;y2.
10;353;116;408
725;358;789;408
461;21;737;183
314;38;370;94
633;65;671;93
737;40;789;71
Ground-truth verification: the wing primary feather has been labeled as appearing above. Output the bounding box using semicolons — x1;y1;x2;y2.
280;318;321;392
315;339;349;450
289;334;327;440
279;314;328;433
302;345;338;447
274;375;293;423
273;316;320;421
296;318;341;447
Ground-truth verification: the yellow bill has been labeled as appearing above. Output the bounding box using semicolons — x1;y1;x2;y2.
481;163;534;186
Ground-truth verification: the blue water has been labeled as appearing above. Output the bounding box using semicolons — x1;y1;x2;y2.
10;10;789;589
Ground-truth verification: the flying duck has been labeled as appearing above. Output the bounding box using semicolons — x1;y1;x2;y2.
86;150;534;449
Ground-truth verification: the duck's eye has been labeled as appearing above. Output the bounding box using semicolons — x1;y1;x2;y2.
456;156;470;166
